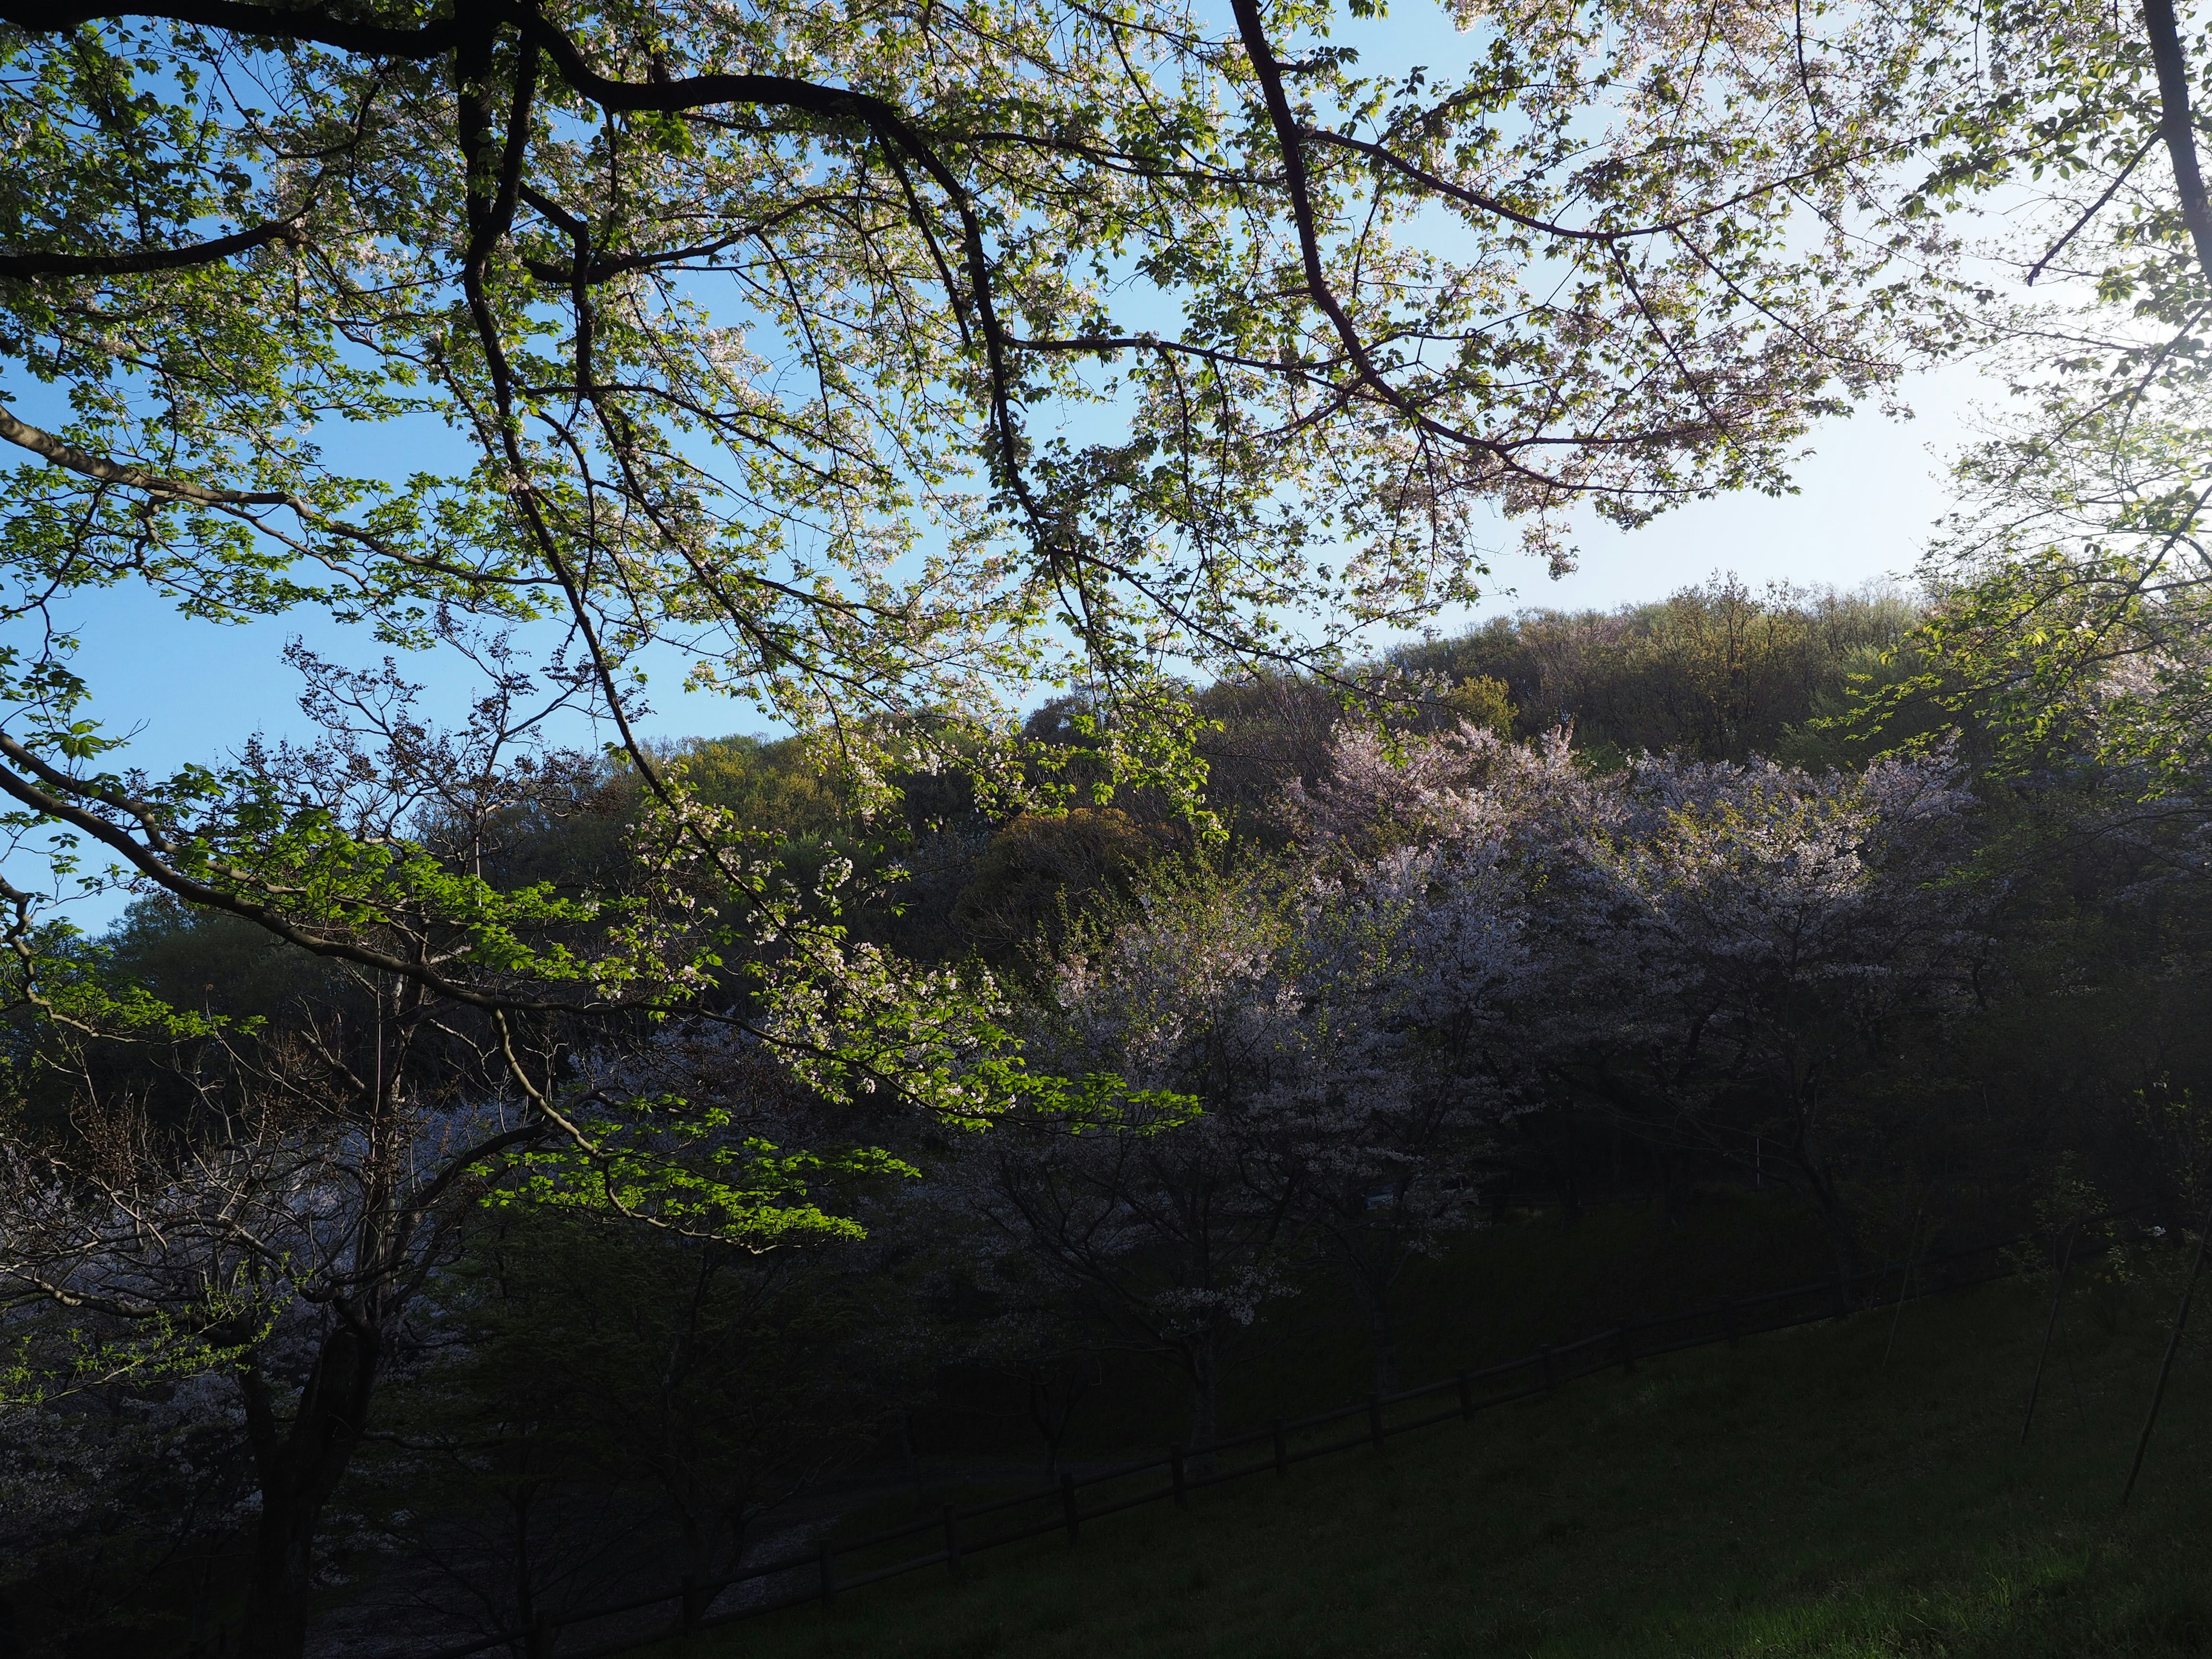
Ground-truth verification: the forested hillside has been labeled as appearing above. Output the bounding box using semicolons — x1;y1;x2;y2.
13;578;2212;1653
13;0;2212;1650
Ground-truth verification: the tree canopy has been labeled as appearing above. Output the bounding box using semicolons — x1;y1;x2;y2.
0;0;1992;975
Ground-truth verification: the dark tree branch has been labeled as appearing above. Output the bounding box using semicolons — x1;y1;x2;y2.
2144;0;2212;285
1225;0;1518;472
0;217;303;279
0;0;459;53
2027;133;2160;285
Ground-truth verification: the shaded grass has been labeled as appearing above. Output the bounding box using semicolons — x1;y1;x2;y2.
924;1189;1838;1467
660;1265;2212;1658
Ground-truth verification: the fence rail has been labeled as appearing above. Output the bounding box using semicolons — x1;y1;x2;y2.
403;1225;2088;1659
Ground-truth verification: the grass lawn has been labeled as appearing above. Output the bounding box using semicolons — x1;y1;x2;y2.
651;1260;2212;1658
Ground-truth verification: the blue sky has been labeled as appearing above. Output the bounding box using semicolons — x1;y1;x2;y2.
1468;362;1975;619
70;355;1978;762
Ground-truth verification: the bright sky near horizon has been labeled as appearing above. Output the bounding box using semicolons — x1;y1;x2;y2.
1471;361;1982;618
39;353;1991;940
75;356;1983;768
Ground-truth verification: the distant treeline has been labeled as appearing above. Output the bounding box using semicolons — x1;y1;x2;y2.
541;576;1926;969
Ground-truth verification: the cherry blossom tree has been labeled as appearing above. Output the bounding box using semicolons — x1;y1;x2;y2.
1569;750;1980;1272
961;800;1536;1406
949;873;1308;1449
0;1026;535;1658
1263;844;1531;1392
1288;721;1980;1272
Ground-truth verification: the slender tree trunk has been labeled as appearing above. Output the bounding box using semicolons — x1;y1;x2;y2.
1514;1105;1578;1222
898;1411;926;1514
1185;1335;1221;1463
1369;1301;1399;1396
1028;1368;1084;1482
185;1557;217;1659
1789;1124;1859;1287
1559;1099;1582;1222
510;1487;538;1645
1345;1224;1404;1397
1657;1141;1683;1229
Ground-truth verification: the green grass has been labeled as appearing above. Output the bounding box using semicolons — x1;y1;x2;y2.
656;1264;2212;1658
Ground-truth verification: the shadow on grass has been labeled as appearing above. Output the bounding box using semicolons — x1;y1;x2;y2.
643;1267;2212;1658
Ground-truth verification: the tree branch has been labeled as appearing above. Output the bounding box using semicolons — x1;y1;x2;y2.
0;404;290;506
2026;133;2159;285
0;733;574;1014
0;0;459;55
0;218;303;279
1225;0;1515;471
2144;0;2212;285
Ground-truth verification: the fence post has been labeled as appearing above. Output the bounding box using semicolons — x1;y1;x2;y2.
901;1408;926;1514
2021;1222;2080;1446
1456;1367;1473;1419
524;1616;554;1659
942;1503;964;1581
817;1538;838;1611
1367;1392;1385;1450
680;1574;710;1633
2124;1196;2212;1505
1171;1442;1189;1509
1060;1471;1081;1543
1271;1418;1287;1477
1883;1253;1919;1367
1540;1344;1557;1396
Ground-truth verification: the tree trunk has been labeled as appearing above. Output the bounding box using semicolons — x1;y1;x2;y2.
1558;1099;1582;1222
1369;1302;1399;1397
1789;1124;1859;1287
2145;0;2212;284
239;1485;320;1659
1512;1105;1574;1222
1185;1336;1221;1467
237;1320;381;1659
510;1485;540;1648
1657;1140;1683;1229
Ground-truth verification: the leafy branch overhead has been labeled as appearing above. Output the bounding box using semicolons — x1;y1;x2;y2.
0;0;1960;838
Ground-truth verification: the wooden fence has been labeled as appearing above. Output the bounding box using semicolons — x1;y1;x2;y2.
404;1228;2054;1659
